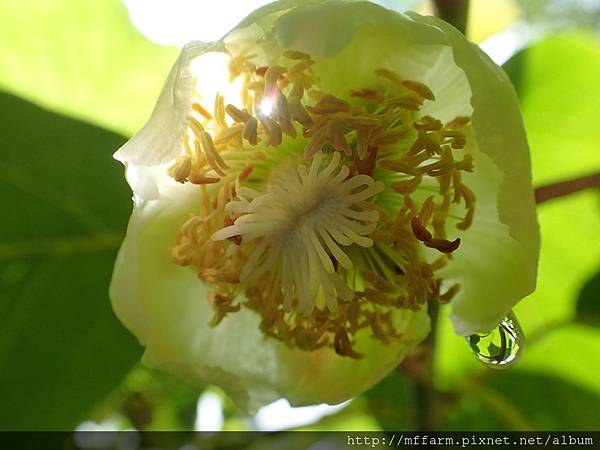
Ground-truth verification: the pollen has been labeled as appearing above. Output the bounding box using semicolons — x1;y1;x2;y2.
167;48;477;358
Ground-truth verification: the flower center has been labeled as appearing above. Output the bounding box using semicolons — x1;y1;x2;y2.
168;49;476;358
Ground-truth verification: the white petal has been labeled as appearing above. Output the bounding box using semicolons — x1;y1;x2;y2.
113;41;215;166
110;182;429;412
407;13;539;334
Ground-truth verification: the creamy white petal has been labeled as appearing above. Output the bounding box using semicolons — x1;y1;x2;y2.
110;178;430;412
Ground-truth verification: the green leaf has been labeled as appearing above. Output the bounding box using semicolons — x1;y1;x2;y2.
0;0;178;135
444;372;600;430
517;0;600;32
0;92;141;430
576;269;600;326
364;370;415;430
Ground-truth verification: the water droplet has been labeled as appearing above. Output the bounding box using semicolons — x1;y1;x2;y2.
466;311;524;368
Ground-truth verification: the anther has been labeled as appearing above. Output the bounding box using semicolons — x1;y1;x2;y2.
225;104;251;123
167;155;192;183
384;95;423;111
283;49;311;60
392;176;423;194
243;117;259;145
446;116;471;128
192;102;213;120
401;80;435;101
424;237;461;254
306;95;351;114
410;217;433;242
237;164;253;183
439;283;460;303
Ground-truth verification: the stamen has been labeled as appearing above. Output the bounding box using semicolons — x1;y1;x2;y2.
192;102;213;120
167;155;192;183
401;80;435;101
169;49;478;358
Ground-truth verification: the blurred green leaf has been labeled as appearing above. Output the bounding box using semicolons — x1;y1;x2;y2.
576;269;600;326
517;0;600;32
364;370;415;430
445;372;600;430
435;33;600;396
0;92;141;430
0;0;178;135
119;367;204;431
500;48;526;96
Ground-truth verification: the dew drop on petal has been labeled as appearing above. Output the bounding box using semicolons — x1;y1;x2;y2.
466;310;524;368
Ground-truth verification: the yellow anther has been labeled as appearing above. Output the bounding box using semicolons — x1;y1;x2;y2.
384;95;423;111
288;97;313;126
454;154;474;172
379;159;419;175
414;115;443;131
275;92;296;138
188;172;220;185
418;195;435;226
237;164;253;182
404;195;418;215
375;68;404;86
349;88;385;103
356;127;374;160
192;102;213;120
214;124;244;146
369;313;389;342
361;270;396;293
439;283;461;303
289;78;304;99
326;117;351;155
401;80;435;101
228;52;257;81
334;328;362;359
432;195;450;239
264;117;282;146
188;116;205;138
283;49;311;60
363;289;392;305
247;81;264;91
303;125;328;158
265;65;287;96
243;117;258;146
424;237;461;254
225;104;251;123
199;131;228;176
457;206;474;231
345;114;381;127
214;92;228;130
167;155;192;183
419;147;454;177
438;173;452;195
372;126;410;146
306;94;351;114
392;175;423;194
446;116;471;128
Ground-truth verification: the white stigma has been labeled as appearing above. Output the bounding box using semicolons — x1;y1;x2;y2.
212;152;384;314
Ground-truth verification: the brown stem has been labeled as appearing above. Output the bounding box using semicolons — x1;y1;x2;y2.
535;172;600;204
432;0;470;34
414;299;440;430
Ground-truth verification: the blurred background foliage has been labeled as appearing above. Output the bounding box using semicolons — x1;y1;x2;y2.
0;0;599;434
